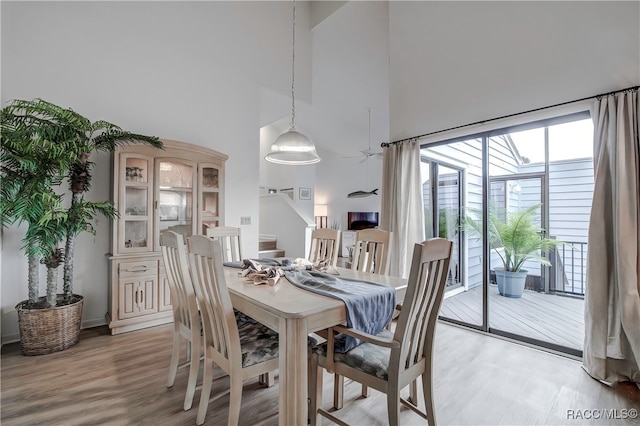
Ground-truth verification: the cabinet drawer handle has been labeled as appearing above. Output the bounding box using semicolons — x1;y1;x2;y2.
135;290;139;304
125;268;149;273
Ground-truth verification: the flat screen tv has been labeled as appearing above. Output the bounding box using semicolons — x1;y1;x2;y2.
347;212;379;231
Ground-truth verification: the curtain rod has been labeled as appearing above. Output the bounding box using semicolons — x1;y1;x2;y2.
381;85;639;148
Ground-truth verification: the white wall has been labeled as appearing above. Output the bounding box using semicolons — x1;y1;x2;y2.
0;1;312;341
309;1;390;231
259;1;390;232
389;1;640;142
259;194;315;259
315;149;383;230
0;0;390;342
2;0;637;342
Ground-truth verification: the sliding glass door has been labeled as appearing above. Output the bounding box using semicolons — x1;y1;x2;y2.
422;113;593;356
422;138;483;328
487;174;552;342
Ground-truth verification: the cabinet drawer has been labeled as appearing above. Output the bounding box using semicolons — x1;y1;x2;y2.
119;260;158;277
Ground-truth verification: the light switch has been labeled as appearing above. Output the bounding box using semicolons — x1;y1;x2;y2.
240;216;251;225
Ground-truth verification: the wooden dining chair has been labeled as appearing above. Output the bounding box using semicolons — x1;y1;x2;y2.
351;228;391;274
308;228;341;267
186;235;280;426
159;230;201;411
205;226;274;387
333;228;391;407
206;226;242;263
309;238;453;426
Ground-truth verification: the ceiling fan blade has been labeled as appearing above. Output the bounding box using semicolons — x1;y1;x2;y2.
359;156;368;164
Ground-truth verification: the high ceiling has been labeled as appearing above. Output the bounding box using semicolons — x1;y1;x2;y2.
259;1;390;158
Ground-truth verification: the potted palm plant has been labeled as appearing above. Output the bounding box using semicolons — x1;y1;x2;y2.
1;98;162;355
465;204;565;298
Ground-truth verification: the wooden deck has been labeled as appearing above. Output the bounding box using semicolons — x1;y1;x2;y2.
439;284;584;350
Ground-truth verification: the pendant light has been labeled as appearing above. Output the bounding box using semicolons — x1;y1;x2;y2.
265;0;320;165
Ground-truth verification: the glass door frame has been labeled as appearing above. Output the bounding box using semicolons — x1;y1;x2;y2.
487;173;549;292
421;156;465;293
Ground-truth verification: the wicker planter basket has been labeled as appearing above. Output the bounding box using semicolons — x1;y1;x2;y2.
16;295;84;356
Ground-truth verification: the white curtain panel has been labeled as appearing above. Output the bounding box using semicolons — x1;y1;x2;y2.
583;89;640;384
381;139;425;278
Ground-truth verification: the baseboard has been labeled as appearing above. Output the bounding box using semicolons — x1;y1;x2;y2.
2;332;20;345
2;318;108;346
82;317;107;329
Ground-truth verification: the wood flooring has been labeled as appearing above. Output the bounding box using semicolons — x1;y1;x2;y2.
2;322;638;425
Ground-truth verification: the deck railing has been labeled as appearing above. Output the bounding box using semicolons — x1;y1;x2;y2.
550;241;588;296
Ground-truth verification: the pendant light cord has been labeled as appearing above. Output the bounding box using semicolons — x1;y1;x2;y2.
290;0;296;129
264;0;320;165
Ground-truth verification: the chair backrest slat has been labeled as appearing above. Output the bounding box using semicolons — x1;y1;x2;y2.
413;257;446;363
309;228;341;267
392;238;452;373
206;226;242;263
160;231;197;330
187;235;241;364
202;253;228;355
351;229;391;275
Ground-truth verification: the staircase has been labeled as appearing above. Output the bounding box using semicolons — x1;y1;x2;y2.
260;193;315;260
258;235;285;258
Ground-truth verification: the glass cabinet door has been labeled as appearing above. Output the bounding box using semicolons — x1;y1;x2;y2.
120;155;153;253
199;165;222;234
156;160;196;249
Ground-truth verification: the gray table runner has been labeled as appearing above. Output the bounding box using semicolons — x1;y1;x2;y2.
284;270;396;353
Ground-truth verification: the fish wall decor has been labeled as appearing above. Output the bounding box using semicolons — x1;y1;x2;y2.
347;189;378;198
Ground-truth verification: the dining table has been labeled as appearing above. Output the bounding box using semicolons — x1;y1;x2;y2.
223;264;407;426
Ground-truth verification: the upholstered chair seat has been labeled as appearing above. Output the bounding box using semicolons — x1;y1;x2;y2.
313;329;394;380
236;314;279;368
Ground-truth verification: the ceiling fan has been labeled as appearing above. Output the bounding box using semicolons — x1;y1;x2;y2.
343;108;382;163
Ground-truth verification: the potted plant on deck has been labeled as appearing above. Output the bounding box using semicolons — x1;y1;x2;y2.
1;98;162;355
465;204;565;298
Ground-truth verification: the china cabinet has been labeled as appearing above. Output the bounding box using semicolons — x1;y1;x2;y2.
107;139;227;334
